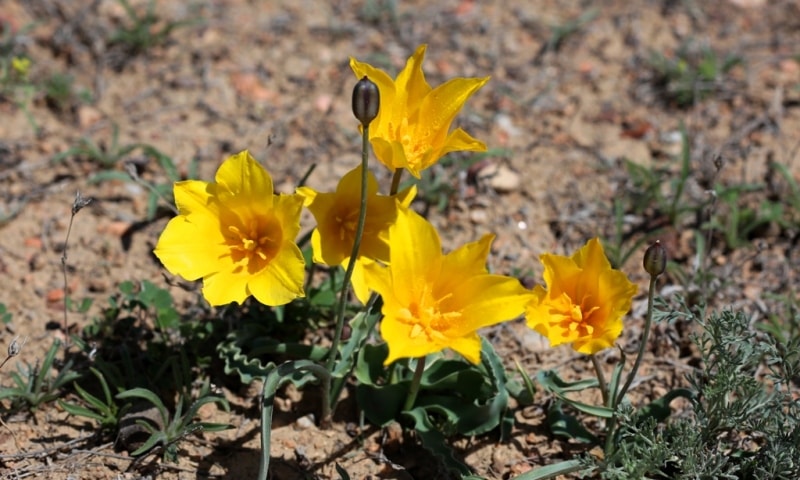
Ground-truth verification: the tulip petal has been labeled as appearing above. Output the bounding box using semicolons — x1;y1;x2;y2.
572;237;611;272
435;234;492;298
417;76;489;146
439;128;488;158
296;186;317;206
154;214;228;281
300;165;408;267
381;315;439;365
202;268;251;306
389;210;441;305
248;242;306;306
337;165;380;197
214;151;273;206
362;259;392;303
396;185;417;207
271;194;304;240
395;44;432;113
173;179;215;216
351;259;373;304
541;253;582;298
445;333;483;365
448;275;531;335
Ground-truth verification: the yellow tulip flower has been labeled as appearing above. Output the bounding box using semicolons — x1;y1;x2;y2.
297;165;415;267
350;44;489;178
525;238;638;355
154;151;305;306
366;210;531;365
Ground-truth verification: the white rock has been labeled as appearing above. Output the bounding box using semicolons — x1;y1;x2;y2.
295;414;315;430
489;165;522;193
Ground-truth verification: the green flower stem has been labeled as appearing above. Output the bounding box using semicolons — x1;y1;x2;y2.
303;261;317;296
603;415;618;457
403;356;427;412
590;354;609;407
592;353;613;454
322;123;371;421
617;274;656;406
390;167;403;195
605;273;658;454
259;360;331;480
327;292;381;411
296;227;314;249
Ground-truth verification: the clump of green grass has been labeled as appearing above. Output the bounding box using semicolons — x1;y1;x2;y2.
52;277;234;466
116;384;230;462
53;129;191;220
41;71;92;113
0;303;12;326
106;0;198;70
605;125;697;269
58;366;120;432
648;42;743;108
0;340;80;413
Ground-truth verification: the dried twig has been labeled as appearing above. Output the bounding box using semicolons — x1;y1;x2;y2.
60;191;92;336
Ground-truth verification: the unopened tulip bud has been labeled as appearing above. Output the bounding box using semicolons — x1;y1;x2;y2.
643;240;667;278
352;76;379;127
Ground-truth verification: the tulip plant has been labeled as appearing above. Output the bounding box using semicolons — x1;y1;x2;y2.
152;44;683;479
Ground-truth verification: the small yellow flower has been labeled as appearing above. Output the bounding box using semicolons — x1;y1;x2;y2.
525;238;637;355
297;165;415;302
297;165;414;267
350;44;489;178
365;210;531;365
11;57;30;78
154;151;306;306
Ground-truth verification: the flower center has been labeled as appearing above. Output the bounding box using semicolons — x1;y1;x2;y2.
227;217;280;268
335;208;359;242
560;293;600;338
403;288;459;342
389;116;428;169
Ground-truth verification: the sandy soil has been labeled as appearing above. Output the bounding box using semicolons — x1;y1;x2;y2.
1;0;799;478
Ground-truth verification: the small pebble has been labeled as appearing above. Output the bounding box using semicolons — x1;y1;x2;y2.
469;208;488;224
476;163;521;193
295;414;315;430
489;165;521;193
